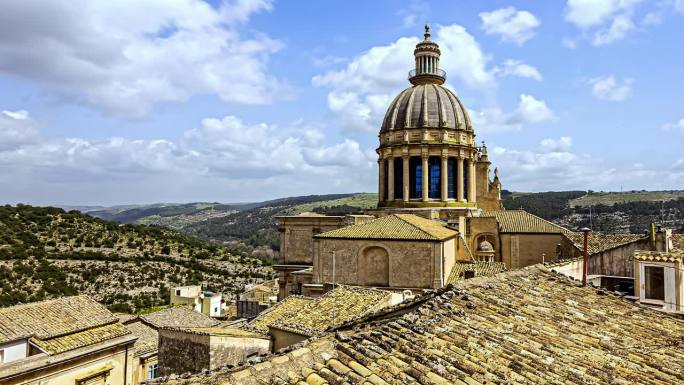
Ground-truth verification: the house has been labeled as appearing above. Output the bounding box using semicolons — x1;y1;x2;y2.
0;295;137;385
633;232;684;312
153;265;684;384
236;279;278;319
169;285;226;317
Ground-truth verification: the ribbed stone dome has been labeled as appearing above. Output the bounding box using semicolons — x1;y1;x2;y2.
380;84;472;132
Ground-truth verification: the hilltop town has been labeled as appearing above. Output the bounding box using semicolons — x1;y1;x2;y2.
2;19;684;385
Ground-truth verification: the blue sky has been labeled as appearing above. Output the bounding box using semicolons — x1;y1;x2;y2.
0;0;683;206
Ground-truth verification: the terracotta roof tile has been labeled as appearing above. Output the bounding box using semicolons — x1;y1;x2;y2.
0;295;116;344
634;250;684;262
140;306;219;329
563;231;646;254
125;320;158;357
447;261;506;284
245;296;312;334
273;286;391;336
159;266;684;384
478;210;568;233
673;234;684;251
32;322;130;355
315;214;457;241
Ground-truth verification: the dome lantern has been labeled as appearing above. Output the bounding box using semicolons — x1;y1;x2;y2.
409;24;446;86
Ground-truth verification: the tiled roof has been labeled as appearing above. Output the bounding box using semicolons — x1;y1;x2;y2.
0;295;116;344
272;286;391;336
478;210;568;233
634;250;684;262
140;306;219;329
245;296;313;334
175;327;266;338
125;320;159;357
447;261;506;284
563;231;646;254
315;214;457;241
32;323;130;355
114;312;138;324
158;266;684;385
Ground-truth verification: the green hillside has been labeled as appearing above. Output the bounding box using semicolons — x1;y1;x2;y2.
0;205;272;311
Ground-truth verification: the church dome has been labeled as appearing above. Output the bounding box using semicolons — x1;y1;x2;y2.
379;24;472;133
478;240;494;252
380;84;472;132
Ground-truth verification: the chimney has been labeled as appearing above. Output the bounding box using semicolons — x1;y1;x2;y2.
655;227;673;253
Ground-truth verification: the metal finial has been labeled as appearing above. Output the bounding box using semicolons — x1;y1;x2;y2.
424;23;431;39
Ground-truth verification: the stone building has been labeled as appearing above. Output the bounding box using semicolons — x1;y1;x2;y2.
0;296;137;385
169;285;227;317
312;214;459;290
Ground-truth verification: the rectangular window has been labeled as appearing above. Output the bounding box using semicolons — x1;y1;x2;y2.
447;158;456;199
428;157;440;199
148;363;158;379
394;157;403;199
409;157;422;199
383;160;389;201
175;289;181;296
463;160;469;200
644;266;665;301
0;349;4;363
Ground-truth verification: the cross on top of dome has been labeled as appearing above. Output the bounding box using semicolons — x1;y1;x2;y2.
424;23;431;40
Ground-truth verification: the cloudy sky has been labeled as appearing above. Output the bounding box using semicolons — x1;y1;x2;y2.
1;0;683;206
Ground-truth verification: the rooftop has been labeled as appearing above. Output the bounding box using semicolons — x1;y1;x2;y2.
272;286;391;336
0;295;117;345
478;210;569;233
563;231;646;254
446;261;506;284
674;234;684;251
157;265;684;385
315;214;457;241
125;320;159;357
634;249;684;262
244;295;313;334
140;306;219;329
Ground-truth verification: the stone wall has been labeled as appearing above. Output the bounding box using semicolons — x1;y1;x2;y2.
209;336;270;369
500;233;564;269
158;329;210;376
560;237;650;278
313;238;445;289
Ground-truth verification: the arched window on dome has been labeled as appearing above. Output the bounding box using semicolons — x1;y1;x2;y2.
447;157;456;199
409;157;422;199
394;157;403;200
428;157;441;199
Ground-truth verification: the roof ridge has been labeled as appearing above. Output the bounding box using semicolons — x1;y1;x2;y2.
393;214;439;240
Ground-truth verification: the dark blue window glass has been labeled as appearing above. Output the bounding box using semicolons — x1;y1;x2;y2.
428;157;440;199
394;158;403;199
409;157;422;199
447;158;456;199
463;160;469;200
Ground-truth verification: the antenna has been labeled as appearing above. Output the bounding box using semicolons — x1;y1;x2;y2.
331;250;336;327
589;205;593;231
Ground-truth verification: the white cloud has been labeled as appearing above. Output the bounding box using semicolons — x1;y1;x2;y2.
0;110;40;151
0;0;286;117
471;94;555;132
541;137;573;152
479;7;540;45
493;60;543;81
0;110;377;204
589;75;633;101
564;0;643;45
312;23;495;132
662;118;684;133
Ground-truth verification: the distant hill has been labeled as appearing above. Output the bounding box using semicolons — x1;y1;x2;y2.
503;190;684;233
0;205;272;312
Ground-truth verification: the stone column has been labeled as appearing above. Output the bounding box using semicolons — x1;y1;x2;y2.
440;155;448;202
469;158;477;203
378;158;385;203
402;156;409;202
421;155;429;202
387;157;395;201
457;157;464;202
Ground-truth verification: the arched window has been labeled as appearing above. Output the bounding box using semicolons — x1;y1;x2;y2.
360;246;389;286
